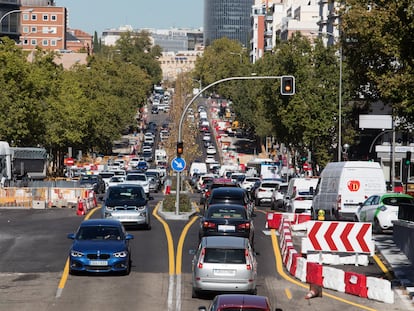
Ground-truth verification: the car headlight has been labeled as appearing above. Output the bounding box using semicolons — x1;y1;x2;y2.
136;205;146;212
113;251;128;258
71;250;84;257
105;205;115;211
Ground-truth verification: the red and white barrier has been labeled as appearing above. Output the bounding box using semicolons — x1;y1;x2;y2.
274;215;394;303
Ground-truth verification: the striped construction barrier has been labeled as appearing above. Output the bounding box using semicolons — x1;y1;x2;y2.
276;217;394;303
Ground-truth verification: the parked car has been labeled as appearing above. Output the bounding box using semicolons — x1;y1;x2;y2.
355;193;414;233
199;204;254;244
79;174;106;194
191;236;257;298
102;184;151;229
199;294;273;311
206;187;254;216
254;180;281;206
67;219;134;275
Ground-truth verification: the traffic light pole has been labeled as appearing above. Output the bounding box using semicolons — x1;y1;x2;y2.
175;75;287;214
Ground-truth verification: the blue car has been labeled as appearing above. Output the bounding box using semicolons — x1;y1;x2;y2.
67;219;134;275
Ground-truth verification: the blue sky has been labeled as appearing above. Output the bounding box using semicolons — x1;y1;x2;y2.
56;0;203;35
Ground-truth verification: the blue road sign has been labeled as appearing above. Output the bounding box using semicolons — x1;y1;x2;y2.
171;157;186;172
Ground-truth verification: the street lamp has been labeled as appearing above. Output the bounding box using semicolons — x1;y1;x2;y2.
312;31;343;161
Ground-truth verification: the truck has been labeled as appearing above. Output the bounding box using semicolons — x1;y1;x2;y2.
0;141;48;186
155;149;168;166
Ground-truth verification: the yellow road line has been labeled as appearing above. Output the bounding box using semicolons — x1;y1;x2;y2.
270;229;378;311
153;203;175;275
56;207;100;297
176;214;199;274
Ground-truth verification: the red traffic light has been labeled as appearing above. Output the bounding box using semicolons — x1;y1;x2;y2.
280;76;295;95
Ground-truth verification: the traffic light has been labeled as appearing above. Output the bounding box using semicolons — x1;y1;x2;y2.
176;141;184;156
405;151;412;166
280;76;295;95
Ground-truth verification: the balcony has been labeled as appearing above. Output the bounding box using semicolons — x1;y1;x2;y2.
265;30;273;37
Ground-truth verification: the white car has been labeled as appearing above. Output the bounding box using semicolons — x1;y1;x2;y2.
254;180;281;206
270;182;288;210
125;173;150;197
206;145;217;155
355;193;414;233
202;132;211;141
285;188;314;214
107;176;126;188
205;155;216;164
240;177;261;191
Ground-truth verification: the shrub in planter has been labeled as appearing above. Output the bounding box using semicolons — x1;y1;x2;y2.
162;193;192;212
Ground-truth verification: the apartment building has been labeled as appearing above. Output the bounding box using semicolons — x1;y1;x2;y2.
0;0;21;40
20;5;66;50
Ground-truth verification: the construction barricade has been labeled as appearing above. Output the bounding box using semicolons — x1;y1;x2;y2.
274;214;394;304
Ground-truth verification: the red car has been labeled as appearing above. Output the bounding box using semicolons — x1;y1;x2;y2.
199;294;273;311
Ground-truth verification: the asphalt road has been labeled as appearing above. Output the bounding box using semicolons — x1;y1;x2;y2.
0;193;411;311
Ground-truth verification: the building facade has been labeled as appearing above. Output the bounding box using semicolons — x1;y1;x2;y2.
203;0;254;48
0;0;22;40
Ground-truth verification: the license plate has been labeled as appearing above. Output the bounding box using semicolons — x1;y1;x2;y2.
218;225;235;232
214;269;236;276
89;260;108;266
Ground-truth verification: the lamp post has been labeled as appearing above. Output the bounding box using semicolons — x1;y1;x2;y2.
312;31;343;161
0;8;33;26
175;75;283;214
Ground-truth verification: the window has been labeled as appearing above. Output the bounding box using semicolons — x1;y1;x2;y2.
31;39;37;45
31;14;37;21
42;27;50;34
51;15;57;21
23;13;29;21
22;26;29;33
42;39;48;46
23;39;29;45
50;39;57;46
31;27;37;33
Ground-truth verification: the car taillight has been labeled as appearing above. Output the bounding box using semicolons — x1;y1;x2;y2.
203;221;216;229
295;197;304;201
245;249;251;270
336;195;341;210
198;249;205;268
259;189;266;192
237;222;250;230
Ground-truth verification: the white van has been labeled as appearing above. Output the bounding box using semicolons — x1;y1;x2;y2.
312;161;386;220
189;162;208;177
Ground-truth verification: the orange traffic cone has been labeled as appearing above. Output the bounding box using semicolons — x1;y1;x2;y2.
305;284;322;299
76;198;85;216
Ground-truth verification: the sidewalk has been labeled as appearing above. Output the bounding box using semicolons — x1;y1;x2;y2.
375;235;414;304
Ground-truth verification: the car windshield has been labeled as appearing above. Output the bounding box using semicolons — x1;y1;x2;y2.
108;187;144;200
76;226;122;240
80;176;98;183
204;248;246;264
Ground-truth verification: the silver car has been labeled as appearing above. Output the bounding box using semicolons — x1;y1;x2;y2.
102;184;151;229
191;236;257;298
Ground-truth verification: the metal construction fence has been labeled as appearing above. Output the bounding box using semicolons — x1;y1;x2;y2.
0;186;94;209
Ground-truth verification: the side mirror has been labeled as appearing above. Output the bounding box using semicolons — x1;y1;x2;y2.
67;233;75;239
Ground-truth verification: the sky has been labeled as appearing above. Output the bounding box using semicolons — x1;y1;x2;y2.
56;0;204;35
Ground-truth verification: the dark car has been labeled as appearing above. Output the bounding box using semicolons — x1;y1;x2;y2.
79;174;106;194
206;187;254;216
199;294;272;311
67;219;134;275
136;160;149;172
199;204;254;244
200;178;239;205
151;106;159;114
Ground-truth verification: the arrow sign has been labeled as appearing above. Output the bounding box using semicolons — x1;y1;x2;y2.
171;157;186;172
302;221;374;255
